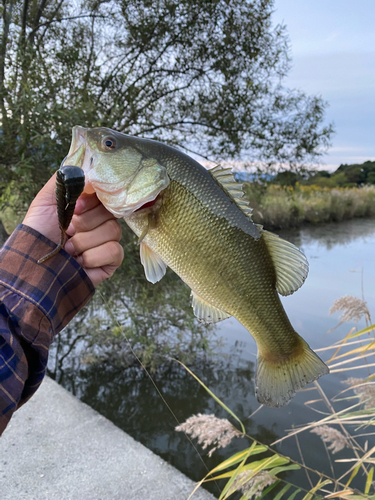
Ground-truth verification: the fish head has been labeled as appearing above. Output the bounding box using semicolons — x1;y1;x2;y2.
62;126;170;218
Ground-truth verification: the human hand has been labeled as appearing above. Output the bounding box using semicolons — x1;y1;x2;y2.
23;174;124;287
23;173;64;245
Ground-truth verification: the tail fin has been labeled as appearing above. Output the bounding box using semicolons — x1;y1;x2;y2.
256;341;329;407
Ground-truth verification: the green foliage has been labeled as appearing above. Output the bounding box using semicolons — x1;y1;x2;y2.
272;171;299;187
272;162;375;190
336;161;375;185
301;161;375;189
0;0;332;209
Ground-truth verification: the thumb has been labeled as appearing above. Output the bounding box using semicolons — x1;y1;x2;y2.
31;172;58;208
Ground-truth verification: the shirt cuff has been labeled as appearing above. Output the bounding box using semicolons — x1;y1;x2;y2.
0;224;95;338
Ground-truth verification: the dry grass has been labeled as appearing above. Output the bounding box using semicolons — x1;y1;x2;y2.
175;413;243;457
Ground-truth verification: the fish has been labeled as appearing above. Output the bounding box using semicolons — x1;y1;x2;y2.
62;125;329;407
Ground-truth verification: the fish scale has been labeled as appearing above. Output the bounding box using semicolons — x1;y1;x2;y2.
62;125;329;407
128;179;300;357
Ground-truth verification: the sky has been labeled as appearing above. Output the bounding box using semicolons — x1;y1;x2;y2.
272;0;375;171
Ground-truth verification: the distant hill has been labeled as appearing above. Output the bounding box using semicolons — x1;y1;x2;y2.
334;160;375;185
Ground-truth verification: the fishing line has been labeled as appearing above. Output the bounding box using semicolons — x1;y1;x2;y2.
97;289;222;495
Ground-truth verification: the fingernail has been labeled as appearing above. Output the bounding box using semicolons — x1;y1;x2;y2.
65;240;75;255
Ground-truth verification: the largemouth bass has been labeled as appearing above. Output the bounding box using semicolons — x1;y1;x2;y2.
63;125;329;407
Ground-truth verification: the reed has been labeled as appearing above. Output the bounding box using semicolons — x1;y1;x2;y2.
177;297;375;499
243;184;375;230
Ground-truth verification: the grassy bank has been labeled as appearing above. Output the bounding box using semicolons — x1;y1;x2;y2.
243;183;375;230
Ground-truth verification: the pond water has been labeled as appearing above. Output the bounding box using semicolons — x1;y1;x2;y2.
49;218;375;498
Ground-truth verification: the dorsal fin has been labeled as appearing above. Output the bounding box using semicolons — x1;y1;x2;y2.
256;224;309;296
209;166;253;221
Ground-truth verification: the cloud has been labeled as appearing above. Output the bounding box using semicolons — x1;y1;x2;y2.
329;147;372;154
273;1;375;168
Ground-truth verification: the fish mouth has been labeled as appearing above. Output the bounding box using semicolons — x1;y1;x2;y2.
134;194;160;212
62;126;88;170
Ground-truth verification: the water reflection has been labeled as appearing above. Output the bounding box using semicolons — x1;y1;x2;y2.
48;351;281;496
49;217;375;498
279;218;375;250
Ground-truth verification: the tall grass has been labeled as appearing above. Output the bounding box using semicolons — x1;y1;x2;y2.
243;184;375;230
176;298;375;499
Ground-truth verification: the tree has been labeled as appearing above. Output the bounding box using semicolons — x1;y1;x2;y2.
0;0;333;208
336;161;375;186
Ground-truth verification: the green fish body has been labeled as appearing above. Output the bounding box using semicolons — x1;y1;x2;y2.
64;126;329;407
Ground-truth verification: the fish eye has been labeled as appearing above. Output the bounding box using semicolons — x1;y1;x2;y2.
102;137;116;151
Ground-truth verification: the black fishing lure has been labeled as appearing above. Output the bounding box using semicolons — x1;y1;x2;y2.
38;165;85;263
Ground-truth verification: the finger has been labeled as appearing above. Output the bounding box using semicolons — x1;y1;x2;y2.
85;264;121;287
74;192;101;215
65;219;122;255
77;240;124;270
68;203;117;236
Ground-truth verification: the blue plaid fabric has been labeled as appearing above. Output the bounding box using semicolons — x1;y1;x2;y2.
0;224;95;435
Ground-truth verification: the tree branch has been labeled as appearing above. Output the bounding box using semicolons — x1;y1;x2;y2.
28;0;48;46
20;0;29;50
83;12;96;92
137;120;232;136
28;13;109;43
35;0;64;47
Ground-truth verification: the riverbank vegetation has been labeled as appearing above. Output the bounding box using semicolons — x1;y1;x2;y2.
244;183;375;230
241;159;375;230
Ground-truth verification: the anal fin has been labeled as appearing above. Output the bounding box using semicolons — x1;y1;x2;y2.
191;291;231;324
140;242;167;283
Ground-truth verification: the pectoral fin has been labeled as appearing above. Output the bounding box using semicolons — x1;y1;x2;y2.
140;242;167;283
258;225;309;296
191;291;231;324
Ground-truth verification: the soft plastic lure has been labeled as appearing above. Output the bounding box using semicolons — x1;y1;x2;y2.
38;165;85;264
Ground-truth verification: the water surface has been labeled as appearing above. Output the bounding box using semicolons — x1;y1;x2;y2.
49;218;375;497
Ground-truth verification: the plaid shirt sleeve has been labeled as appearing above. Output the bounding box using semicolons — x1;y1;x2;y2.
0;224;95;435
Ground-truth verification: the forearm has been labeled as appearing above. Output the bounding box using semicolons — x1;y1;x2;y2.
0;224;95;435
